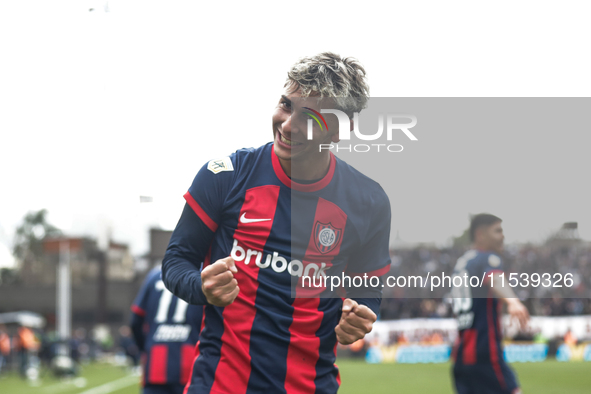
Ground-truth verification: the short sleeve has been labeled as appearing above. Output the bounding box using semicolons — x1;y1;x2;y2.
482;253;504;274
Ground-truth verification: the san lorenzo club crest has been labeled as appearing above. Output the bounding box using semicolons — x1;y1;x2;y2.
314;222;342;254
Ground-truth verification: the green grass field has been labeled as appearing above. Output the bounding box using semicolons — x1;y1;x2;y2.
1;359;590;393
338;360;591;394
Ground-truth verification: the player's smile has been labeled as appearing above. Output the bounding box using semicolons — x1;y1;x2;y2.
275;129;305;149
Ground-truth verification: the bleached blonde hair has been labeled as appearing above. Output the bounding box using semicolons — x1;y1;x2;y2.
285;52;370;114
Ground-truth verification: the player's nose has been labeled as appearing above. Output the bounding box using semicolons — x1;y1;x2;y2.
282;114;293;135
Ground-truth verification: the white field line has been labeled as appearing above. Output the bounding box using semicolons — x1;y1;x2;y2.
77;375;138;394
42;378;87;394
41;381;71;394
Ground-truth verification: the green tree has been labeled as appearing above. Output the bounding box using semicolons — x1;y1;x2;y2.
452;227;471;249
0;267;18;285
13;209;62;272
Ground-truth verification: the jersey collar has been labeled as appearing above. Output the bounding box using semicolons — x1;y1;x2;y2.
271;145;336;192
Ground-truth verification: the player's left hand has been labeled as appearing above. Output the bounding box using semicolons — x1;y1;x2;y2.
335;298;377;345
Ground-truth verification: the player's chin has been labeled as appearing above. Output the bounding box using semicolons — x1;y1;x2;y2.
274;140;309;161
273;143;293;161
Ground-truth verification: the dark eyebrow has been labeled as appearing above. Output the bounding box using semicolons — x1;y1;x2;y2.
280;95;291;105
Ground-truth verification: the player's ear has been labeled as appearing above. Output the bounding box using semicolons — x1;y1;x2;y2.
331;117;353;143
330;119;348;143
331;130;340;143
475;226;486;242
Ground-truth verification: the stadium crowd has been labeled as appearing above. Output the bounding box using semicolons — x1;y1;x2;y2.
379;242;591;320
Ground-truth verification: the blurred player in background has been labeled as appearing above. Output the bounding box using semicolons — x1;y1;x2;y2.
131;266;204;394
162;52;391;393
451;214;530;394
118;326;140;369
15;324;40;378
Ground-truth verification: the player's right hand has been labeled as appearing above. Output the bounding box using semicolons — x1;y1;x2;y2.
506;298;530;329
201;256;239;307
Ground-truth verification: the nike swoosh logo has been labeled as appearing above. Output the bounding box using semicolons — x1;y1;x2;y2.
240;213;272;224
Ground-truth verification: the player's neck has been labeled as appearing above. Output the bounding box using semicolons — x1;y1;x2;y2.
278;154;331;181
472;242;491;252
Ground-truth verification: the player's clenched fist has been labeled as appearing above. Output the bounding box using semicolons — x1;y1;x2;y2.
201;256;240;307
335;298;377;345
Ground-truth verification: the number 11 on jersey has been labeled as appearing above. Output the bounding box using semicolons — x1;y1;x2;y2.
155;280;189;323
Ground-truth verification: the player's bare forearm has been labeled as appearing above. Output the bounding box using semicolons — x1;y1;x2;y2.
489;272;519;301
489;272;530;328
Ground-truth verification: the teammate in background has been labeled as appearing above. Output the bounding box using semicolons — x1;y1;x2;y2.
451;214;530;394
162;52;391;393
131;266;204;394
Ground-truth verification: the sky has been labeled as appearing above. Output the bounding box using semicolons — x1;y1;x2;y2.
1;1;590;268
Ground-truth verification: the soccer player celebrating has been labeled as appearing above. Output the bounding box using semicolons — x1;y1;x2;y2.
131;266;204;394
451;214;530;394
162;52;391;394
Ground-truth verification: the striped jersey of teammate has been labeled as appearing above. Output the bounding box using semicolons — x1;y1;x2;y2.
131;266;204;391
452;250;521;394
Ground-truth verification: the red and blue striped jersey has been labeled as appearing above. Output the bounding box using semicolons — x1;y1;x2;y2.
452;251;506;370
163;142;391;394
131;266;204;387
